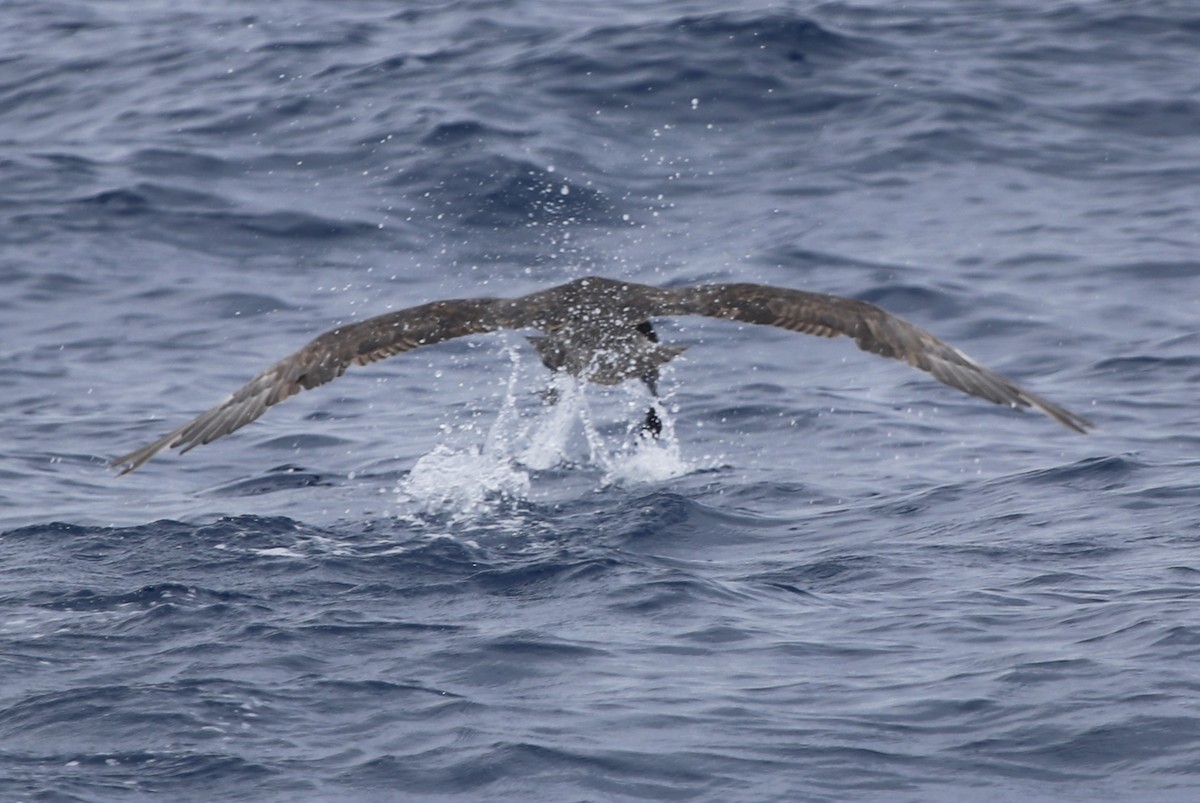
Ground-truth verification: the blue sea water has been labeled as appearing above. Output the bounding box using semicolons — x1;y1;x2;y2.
3;0;1200;799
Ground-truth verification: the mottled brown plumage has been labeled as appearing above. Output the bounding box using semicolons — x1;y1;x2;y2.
112;276;1091;474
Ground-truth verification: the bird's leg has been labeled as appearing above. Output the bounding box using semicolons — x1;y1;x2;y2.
635;320;660;342
635;320;665;438
639;371;663;439
641;405;663;438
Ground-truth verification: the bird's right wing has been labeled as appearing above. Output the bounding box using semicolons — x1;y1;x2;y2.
664;282;1093;432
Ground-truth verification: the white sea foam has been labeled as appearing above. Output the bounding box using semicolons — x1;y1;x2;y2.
394;442;532;518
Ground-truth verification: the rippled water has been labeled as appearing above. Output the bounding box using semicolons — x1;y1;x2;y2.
4;1;1200;800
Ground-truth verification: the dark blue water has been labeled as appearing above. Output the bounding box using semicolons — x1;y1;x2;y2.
4;1;1200;800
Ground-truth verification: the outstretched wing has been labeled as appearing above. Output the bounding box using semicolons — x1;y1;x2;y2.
664;283;1093;432
111;298;503;474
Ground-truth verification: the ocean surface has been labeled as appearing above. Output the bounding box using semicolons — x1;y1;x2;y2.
3;0;1200;800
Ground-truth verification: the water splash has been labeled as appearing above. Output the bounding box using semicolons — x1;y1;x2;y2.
392;344;533;520
601;406;690;486
394;442;533;519
392;347;693;519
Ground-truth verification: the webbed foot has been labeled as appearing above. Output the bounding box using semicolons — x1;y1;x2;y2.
640;406;662;439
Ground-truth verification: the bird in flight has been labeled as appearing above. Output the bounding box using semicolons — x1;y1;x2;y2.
112;276;1092;474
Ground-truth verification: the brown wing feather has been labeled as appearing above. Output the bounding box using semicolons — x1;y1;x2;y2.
665;283;1093;432
114;277;1090;476
111;298;502;474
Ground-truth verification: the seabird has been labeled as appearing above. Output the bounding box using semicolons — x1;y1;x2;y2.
112;276;1092;474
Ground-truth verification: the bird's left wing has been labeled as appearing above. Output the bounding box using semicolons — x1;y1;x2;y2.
112;297;504;474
